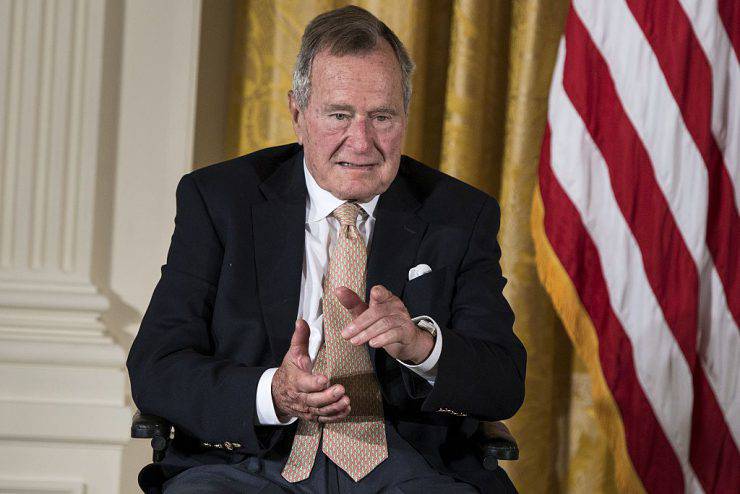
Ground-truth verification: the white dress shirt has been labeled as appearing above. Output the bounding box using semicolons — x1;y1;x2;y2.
254;161;443;425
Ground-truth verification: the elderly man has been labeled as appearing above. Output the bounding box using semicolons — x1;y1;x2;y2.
128;5;525;493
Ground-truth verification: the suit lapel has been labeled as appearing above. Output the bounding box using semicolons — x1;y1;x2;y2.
252;152;306;362
366;163;428;365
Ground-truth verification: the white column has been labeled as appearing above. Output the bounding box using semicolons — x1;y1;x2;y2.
0;0;118;352
0;0;205;490
0;0;128;492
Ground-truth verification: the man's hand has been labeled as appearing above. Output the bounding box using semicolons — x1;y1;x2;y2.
272;319;351;423
336;285;434;364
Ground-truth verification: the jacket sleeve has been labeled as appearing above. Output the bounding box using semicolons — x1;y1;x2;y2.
410;196;526;421
126;173;282;455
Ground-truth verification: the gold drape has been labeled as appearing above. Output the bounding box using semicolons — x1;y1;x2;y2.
228;1;620;491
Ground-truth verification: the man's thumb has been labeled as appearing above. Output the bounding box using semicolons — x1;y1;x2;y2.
370;284;392;304
290;318;310;353
335;286;368;318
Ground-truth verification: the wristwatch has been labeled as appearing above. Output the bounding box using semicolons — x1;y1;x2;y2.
416;318;437;340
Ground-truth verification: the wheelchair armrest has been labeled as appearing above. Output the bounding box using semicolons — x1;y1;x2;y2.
475;421;519;471
131;411;173;462
131;411;173;439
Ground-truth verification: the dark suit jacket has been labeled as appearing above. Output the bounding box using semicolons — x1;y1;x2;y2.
127;143;526;492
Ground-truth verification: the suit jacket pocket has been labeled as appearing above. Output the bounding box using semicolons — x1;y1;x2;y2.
402;265;451;322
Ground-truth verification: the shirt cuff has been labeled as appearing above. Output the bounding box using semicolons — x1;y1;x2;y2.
397;315;442;385
255;367;297;426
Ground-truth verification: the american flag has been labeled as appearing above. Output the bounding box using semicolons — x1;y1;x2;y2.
533;1;739;492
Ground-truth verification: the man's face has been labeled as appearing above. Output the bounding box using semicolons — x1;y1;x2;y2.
289;41;407;202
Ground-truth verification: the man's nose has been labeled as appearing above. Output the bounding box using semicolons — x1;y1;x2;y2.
345;117;373;154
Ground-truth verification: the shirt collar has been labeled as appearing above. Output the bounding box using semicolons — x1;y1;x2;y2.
304;159;379;223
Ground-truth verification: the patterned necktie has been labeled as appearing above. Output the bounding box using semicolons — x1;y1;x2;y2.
282;202;388;483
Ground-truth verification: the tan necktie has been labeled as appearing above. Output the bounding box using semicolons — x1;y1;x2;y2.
282;202;388;483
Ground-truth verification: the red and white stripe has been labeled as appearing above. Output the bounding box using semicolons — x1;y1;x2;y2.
538;1;739;492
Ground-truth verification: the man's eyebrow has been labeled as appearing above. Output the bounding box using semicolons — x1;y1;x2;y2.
370;107;398;116
322;104;398;116
324;104;355;112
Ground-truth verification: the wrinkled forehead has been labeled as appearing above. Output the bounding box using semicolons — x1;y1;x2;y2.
310;46;404;93
310;39;401;79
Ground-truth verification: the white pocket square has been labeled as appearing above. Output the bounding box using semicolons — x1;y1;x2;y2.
408;263;432;281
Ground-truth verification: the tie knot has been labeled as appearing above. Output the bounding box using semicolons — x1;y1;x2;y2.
331;202;366;227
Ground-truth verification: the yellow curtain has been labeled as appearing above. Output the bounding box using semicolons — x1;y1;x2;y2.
228;1;620;492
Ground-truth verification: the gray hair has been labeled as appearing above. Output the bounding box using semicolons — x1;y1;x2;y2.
292;5;415;112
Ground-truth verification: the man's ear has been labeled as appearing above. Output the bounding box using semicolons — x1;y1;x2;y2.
287;90;304;146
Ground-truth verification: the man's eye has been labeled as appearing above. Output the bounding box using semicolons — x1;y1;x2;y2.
331;113;349;121
375;115;390;122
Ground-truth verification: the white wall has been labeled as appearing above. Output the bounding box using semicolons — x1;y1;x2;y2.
111;1;205;491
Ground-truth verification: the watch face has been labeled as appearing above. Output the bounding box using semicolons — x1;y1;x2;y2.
417;320;436;337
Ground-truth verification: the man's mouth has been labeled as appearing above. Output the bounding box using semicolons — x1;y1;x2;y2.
337;161;376;168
